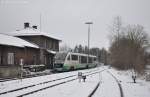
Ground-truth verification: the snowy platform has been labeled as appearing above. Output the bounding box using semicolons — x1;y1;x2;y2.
0;66;150;97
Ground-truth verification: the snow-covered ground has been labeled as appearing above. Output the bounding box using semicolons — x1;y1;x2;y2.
25;72;100;97
0;66;150;97
0;67;104;97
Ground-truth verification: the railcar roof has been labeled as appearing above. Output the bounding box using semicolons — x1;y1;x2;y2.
57;52;96;57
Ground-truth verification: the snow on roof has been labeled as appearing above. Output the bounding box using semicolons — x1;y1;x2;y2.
2;28;61;41
0;34;39;48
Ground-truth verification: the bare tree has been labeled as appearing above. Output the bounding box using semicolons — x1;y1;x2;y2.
109;23;149;83
109;16;123;42
109;16;125;68
125;25;148;70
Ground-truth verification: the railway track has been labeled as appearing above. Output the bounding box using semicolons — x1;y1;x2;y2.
107;71;124;97
17;69;106;97
0;68;105;97
87;81;100;97
0;68;98;83
87;70;124;97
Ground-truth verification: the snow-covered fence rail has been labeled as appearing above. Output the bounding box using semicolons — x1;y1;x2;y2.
0;78;18;82
0;72;51;82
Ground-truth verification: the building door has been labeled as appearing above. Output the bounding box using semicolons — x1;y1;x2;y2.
8;53;14;65
44;55;47;65
33;55;36;65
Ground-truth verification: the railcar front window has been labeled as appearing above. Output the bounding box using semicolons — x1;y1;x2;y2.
71;55;78;60
67;55;70;60
54;64;63;68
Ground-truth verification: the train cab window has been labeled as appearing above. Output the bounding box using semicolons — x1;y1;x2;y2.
54;64;63;68
67;55;70;60
71;55;78;61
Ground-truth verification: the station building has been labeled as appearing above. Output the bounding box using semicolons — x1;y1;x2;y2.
0;23;61;78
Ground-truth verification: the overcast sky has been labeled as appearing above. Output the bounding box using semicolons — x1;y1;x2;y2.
0;0;150;49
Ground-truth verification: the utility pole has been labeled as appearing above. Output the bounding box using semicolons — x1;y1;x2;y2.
85;22;93;64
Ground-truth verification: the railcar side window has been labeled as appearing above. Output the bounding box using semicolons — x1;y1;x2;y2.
71;55;78;60
81;56;87;63
89;57;92;63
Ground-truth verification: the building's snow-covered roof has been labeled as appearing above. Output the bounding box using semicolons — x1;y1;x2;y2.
2;28;61;41
0;34;39;48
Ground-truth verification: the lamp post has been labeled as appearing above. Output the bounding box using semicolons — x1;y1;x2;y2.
85;22;93;64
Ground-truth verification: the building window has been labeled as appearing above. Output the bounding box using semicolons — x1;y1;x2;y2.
8;53;14;65
45;39;47;49
44;55;47;65
49;57;51;64
49;40;52;49
53;42;55;50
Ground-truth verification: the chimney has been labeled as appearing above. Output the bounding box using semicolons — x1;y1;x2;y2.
24;22;30;29
32;25;37;29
